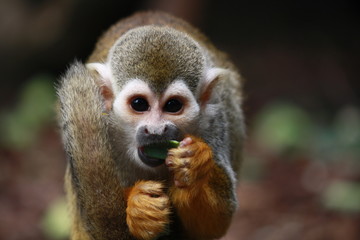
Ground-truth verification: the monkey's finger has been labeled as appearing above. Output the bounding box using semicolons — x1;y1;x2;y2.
167;146;195;160
134;181;166;196
179;137;193;148
166;156;190;169
141;187;166;198
139;196;170;211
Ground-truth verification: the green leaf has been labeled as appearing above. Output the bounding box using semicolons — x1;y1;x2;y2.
144;140;180;159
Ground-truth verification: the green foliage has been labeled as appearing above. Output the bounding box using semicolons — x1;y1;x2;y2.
41;197;71;240
333;106;360;159
253;102;313;154
322;180;360;213
310;106;360;163
334;106;360;147
0;74;56;149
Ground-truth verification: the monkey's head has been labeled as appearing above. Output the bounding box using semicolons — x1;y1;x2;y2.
87;26;227;168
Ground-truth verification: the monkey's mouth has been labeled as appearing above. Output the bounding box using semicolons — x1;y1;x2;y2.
137;141;180;168
137;146;166;168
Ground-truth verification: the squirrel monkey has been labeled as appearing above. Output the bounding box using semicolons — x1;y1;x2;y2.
58;11;244;240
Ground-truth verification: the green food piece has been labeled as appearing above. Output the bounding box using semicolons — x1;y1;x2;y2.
144;140;180;159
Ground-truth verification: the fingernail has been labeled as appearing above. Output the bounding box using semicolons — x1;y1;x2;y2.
165;159;173;167
180;137;192;148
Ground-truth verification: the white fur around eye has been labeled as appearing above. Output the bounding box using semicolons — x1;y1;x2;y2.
162;80;200;121
113;79;154;123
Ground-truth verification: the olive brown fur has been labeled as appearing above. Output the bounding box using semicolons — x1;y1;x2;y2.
58;11;245;240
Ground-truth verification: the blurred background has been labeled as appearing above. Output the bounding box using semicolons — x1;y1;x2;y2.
0;0;359;239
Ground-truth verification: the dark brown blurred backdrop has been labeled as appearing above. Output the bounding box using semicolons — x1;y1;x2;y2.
1;1;359;239
1;0;359;112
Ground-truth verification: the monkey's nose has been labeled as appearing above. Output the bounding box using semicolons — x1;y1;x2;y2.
143;125;167;136
137;124;182;147
144;128;149;134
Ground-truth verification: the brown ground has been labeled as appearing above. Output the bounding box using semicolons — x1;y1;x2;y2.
0;125;359;240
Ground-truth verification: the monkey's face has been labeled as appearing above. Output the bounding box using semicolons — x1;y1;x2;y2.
86;25;228;169
112;79;200;168
87;61;227;169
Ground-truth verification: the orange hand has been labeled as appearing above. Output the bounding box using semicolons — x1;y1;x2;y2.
166;135;234;239
166;136;214;190
126;181;170;240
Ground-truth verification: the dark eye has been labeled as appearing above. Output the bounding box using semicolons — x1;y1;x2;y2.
163;99;183;113
131;97;149;112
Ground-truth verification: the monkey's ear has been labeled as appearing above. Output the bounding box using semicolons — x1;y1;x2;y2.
86;63;114;111
198;68;228;106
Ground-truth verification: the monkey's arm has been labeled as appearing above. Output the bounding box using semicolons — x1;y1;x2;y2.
58;62;171;240
167;136;236;239
58;62;130;240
